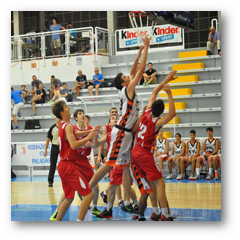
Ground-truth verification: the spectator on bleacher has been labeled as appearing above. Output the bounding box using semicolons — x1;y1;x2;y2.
11;87;24;129
193;127;219;180
180;130;200;180
66;22;77;54
50;17;65;56
31;75;45;98
207;27;221;55
44;117;61;187
166;133;185;179
88;67;104;101
71;70;87;97
49;75;62;100
49;82;72;103
17;85;30;117
31;83;46;116
66;22;77;38
143;62;157;86
154;129;169;171
20;85;30;102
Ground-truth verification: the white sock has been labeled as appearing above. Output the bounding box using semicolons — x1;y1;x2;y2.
76;219;82;221
162;207;170;217
215;170;218;173
196;168;200;175
107;202;113;211
118;199;123;202
55;209;58;212
209;168;213;174
133;199;139;206
124;201;130;206
152;207;160;215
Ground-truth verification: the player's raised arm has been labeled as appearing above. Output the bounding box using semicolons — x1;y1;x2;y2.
156;84;176;127
127;36;151;100
130;46;144;80
146;70;178;109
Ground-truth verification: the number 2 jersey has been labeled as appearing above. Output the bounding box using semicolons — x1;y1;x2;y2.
135;108;161;150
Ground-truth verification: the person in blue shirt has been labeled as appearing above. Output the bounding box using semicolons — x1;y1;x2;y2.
88;67;104;101
67;22;77;38
50;17;65;56
207;27;221;55
11;87;24;129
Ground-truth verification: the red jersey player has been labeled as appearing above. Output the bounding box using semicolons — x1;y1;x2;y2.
131;71;177;221
51;100;100;221
73;109;101;216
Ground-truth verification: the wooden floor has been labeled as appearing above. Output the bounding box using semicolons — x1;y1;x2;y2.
11;181;221;210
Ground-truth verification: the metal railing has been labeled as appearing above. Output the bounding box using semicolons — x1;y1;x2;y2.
11;26;114;64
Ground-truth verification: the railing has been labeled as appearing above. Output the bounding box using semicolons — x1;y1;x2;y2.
11;26;113;64
211;18;218;31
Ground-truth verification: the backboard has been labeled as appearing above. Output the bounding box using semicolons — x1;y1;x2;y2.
144;11;195;30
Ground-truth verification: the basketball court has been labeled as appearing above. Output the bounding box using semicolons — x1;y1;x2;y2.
11;176;221;221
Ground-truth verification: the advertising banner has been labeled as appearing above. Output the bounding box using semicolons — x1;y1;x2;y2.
26;142;59;166
119;24;182;48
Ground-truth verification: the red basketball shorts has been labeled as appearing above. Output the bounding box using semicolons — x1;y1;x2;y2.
58;160;92;199
132;145;163;182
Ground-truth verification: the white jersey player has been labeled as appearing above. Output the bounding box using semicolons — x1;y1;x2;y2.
154;129;169;170
89;35;152;215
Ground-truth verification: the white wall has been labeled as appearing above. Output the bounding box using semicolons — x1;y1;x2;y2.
11;55;109;86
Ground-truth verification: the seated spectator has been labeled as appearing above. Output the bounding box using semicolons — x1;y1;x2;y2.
17;85;30;117
31;83;46;116
66;22;77;54
20;85;30;102
49;82;72;103
31;75;45;98
207;27;221;55
143;62;157;85
11;87;24;129
88;67;104;101
67;22;77;38
71;70;87;96
50;75;62;100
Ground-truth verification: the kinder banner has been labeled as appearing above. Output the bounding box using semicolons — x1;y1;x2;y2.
119;24;182;48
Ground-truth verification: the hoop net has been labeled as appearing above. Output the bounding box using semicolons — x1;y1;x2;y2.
128;11;157;39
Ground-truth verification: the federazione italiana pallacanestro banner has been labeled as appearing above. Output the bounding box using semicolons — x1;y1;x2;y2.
119;24;182;48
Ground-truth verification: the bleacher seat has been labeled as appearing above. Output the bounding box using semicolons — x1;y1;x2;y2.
172;63;205;71
164;102;186;110
167;117;179;124
169;75;199;83
179;50;208;59
159;88;192;97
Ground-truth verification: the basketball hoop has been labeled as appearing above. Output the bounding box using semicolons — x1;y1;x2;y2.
128;11;157;39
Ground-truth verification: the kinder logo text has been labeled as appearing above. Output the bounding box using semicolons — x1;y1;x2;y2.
119;24;182;48
121;26;179;40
